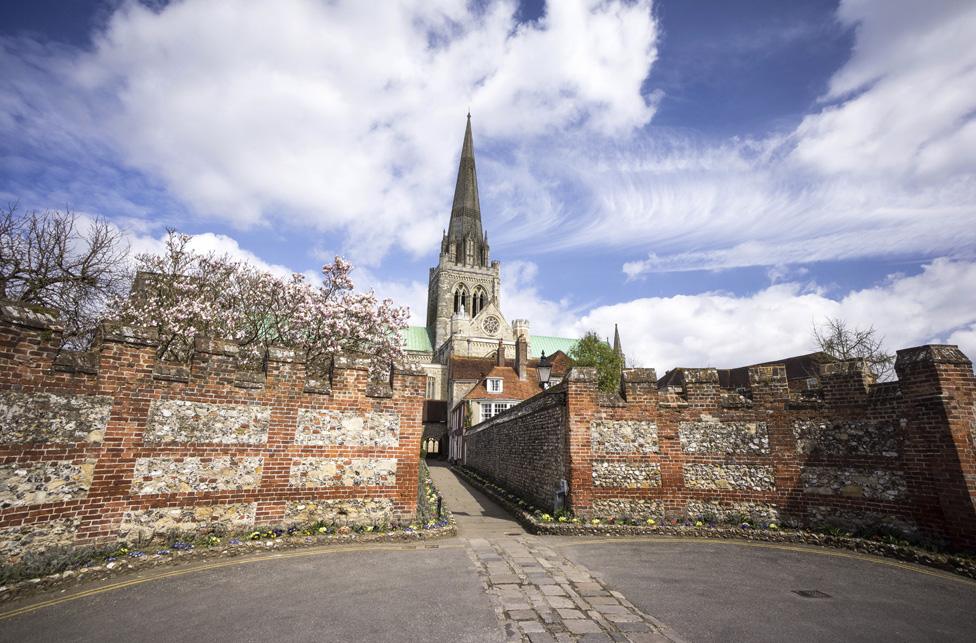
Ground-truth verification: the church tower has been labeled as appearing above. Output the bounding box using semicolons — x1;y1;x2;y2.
425;115;504;355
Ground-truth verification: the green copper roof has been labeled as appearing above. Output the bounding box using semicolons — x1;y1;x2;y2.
402;327;576;357
530;335;577;358
402;326;433;352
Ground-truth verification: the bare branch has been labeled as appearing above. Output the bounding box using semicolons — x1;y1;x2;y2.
813;316;895;381
0;206;131;349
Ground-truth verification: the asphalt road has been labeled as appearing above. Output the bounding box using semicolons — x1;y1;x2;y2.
0;543;505;643
3;464;975;643
557;537;976;643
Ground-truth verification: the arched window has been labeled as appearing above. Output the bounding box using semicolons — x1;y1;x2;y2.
471;286;488;316
453;285;469;315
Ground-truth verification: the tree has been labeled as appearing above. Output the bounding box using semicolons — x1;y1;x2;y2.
114;231;408;369
0;205;130;348
569;331;624;393
813;317;895;381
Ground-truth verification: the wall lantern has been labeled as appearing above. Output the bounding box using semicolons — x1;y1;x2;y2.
537;351;552;388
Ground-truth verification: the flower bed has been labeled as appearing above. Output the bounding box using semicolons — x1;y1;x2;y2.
453;465;976;581
0;463;456;604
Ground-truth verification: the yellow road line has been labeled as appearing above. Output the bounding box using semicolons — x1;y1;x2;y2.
0;541;464;622
548;535;976;587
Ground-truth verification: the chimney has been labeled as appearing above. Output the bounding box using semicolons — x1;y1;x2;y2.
496;338;505;367
516;335;528;380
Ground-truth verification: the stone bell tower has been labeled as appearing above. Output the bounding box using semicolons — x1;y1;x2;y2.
425;115;503;355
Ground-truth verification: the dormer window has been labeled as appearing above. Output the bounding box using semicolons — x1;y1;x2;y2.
487;378;503;393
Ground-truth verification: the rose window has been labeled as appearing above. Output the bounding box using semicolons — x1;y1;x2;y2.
482;316;500;335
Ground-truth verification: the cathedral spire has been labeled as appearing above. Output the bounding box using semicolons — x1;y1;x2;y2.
446;114;486;265
613;323;623;356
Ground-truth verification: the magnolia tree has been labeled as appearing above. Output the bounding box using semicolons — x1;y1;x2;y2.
114;232;408;370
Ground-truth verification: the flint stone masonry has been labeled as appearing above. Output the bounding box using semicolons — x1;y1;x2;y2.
288;458;397;488
591;498;663;518
679;418;769;455
144;399;270;445
807;504;917;537
801;466;907;501
0;390;111;444
462;349;976;550
131;457;263;495
686;500;781;524
592;461;661;488
683;463;776;491
295;409;400;447
118;503;257;542
0;300;425;561
589;420;658;453
0;518;80;559
283;499;396;526
0;460;95;508
793;420;900;457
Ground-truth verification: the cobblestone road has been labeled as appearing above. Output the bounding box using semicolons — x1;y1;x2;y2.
429;462;678;642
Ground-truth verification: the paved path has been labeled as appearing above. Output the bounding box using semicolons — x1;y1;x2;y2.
430;461;677;642
2;462;974;642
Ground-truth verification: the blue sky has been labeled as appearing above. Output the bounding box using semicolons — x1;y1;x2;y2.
2;0;975;369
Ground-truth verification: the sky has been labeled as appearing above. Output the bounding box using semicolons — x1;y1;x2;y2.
2;0;975;371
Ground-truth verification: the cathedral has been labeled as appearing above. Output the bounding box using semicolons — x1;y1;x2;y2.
403;116;583;458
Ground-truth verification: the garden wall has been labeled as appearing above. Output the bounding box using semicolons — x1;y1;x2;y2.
463;347;976;550
0;301;424;561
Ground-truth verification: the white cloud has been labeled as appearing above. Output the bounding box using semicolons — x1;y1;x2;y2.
127;230;296;278
1;0;658;266
502;258;976;372
792;0;976;179
535;0;976;275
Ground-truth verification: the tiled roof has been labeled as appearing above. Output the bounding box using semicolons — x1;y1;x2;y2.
450;355;496;381
530;335;577;358
462;365;547;403
450;350;572;381
402;326;433;352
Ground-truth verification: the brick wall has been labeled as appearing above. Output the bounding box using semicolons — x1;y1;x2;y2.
464;389;567;511
463;347;976;550
0;301;424;561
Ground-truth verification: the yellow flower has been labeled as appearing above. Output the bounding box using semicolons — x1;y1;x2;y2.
646;518;656;525
317;526;327;533
769;523;779;530
591;519;601;525
695;520;703;527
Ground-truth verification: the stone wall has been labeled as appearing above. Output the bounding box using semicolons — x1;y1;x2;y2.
461;347;976;550
0;301;425;561
464;389;567;512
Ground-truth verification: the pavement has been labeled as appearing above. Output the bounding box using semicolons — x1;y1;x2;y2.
1;460;974;642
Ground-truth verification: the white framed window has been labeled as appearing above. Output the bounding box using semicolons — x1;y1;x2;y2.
481;402;513;419
426;376;437;398
487;378;503;393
